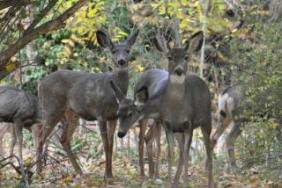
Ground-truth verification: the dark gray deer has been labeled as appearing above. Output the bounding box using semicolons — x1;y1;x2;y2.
111;32;214;187
111;68;168;178
37;29;139;179
211;85;242;173
0;86;42;162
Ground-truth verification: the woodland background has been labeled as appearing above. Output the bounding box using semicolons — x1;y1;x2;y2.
0;0;281;187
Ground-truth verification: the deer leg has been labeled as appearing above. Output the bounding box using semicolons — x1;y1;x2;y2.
211;117;232;150
165;128;173;184
36;118;59;174
226;123;242;173
0;125;6;155
106;120;117;180
14;120;23;163
31;123;42;151
138;119;146;178
0;124;12;157
145;123;154;178
172;133;185;188
201;125;214;188
9;125;16;157
155;122;161;178
98;119;112;180
183;128;193;184
60;112;82;174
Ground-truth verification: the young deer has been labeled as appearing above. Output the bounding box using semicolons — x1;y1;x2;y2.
111;32;214;187
110;68;168;178
37;29;138;179
211;85;242;173
0;86;42;163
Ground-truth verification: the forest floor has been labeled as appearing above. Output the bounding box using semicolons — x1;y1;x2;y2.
0;125;282;188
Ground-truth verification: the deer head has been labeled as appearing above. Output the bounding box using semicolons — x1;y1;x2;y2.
96;29;139;69
110;81;148;138
154;31;204;77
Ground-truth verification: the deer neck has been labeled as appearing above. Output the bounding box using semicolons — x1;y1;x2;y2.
140;96;161;119
112;68;129;94
166;74;186;98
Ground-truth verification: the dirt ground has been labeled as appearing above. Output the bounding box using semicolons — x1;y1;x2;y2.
0;126;282;188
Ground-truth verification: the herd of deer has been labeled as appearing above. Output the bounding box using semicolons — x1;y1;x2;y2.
0;28;244;188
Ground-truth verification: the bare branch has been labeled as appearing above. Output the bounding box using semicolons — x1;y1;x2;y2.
0;0;88;80
23;0;57;35
0;0;32;11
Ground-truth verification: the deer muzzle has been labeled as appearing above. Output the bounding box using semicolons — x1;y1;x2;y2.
117;131;126;138
175;66;184;76
118;59;126;66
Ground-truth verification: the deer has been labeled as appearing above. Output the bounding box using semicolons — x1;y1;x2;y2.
36;29;139;180
110;68;168;179
211;85;242;173
111;31;214;188
0;86;42;163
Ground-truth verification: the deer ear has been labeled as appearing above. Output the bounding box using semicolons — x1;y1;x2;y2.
135;86;149;106
96;29;114;49
126;29;139;48
110;80;125;103
185;31;204;52
153;31;169;53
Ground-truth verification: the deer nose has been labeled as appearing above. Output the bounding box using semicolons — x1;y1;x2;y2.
118;59;126;66
220;110;227;118
175;66;184;76
117;131;126;138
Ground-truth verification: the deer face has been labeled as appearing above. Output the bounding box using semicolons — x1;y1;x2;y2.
116;99;142;138
154;31;204;77
110;81;143;138
96;30;139;68
167;48;188;76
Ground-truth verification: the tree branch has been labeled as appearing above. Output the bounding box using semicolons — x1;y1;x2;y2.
0;0;88;80
23;0;57;36
0;0;32;11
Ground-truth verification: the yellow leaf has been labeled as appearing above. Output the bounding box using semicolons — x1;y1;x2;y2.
6;62;16;72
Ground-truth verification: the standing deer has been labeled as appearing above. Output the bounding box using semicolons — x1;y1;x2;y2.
111;31;214;187
0;86;42;162
37;29;139;179
111;68;168;178
211;85;242;173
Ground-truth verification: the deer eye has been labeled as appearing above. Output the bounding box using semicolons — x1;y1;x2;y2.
126;49;130;53
168;56;173;61
128;112;133;117
184;55;189;61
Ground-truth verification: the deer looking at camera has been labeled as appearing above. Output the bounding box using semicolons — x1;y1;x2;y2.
111;31;214;188
110;68;168;179
37;29;139;180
